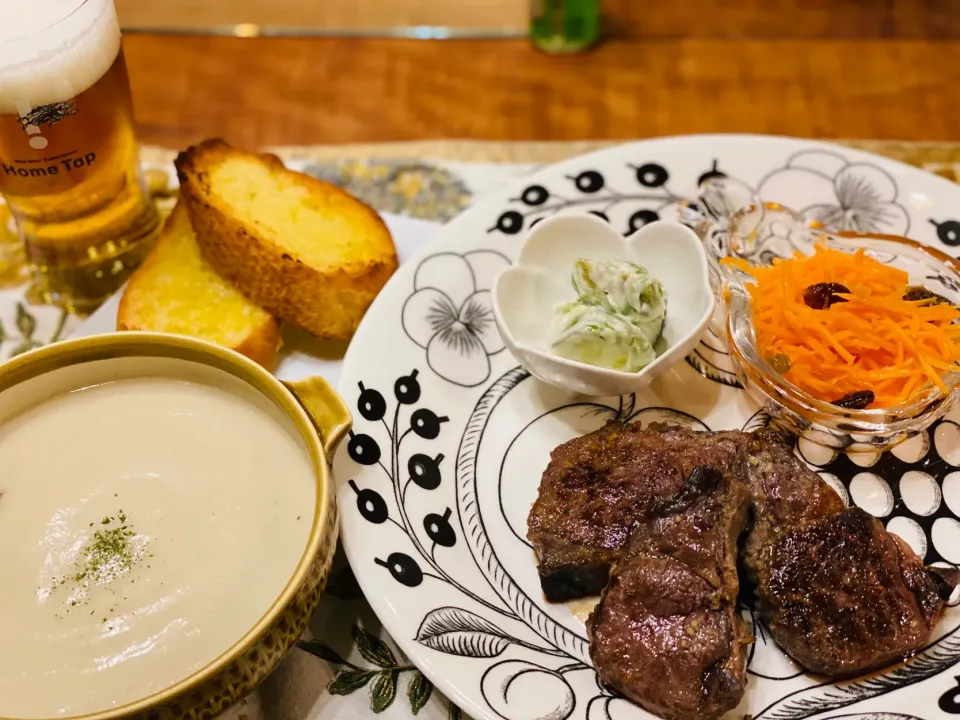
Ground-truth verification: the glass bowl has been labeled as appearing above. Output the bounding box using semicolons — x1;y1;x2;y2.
692;189;960;452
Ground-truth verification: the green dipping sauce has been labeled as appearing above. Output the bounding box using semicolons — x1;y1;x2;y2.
551;259;667;372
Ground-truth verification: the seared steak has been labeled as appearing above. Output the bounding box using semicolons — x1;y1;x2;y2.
741;431;959;676
588;466;752;720
529;421;960;716
527;422;744;601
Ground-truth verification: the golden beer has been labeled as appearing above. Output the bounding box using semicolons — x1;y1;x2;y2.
0;0;159;311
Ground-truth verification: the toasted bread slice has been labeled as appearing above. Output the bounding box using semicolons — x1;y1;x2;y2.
175;139;398;339
118;202;282;369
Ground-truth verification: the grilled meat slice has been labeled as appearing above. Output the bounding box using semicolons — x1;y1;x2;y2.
527;422;745;602
588;466;752;720
742;431;959;676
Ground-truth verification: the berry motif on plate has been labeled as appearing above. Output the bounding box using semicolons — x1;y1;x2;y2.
941;675;960;713
487;162;687;238
348;371;526;614
697;159;727;186
345;369;605;720
931;218;960;247
346;370;462;591
401;250;510;387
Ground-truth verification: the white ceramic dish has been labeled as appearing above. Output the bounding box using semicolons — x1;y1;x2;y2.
492;213;713;396
332;136;960;720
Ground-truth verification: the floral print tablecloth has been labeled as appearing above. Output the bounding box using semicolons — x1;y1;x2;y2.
3;139;960;720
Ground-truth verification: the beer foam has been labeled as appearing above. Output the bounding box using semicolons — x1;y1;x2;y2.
0;0;121;114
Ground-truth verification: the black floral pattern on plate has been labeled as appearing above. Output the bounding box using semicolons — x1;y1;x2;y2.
757;149;911;235
401;251;510;388
346;369;599;720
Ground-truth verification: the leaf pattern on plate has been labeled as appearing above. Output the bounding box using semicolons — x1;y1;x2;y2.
415;607;515;658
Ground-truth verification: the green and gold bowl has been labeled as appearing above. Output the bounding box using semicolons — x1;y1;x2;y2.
0;332;351;720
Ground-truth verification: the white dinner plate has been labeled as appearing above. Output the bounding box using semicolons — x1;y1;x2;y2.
332;135;960;720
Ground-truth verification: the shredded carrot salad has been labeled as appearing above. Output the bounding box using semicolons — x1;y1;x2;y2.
724;244;960;408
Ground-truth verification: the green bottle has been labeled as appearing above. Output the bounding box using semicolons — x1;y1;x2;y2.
530;0;601;54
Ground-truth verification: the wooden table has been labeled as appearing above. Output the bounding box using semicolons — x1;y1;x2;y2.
124;0;960;149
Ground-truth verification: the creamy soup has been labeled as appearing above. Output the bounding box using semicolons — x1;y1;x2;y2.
0;371;316;718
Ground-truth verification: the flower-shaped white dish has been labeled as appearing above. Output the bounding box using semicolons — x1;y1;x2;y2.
491;213;715;396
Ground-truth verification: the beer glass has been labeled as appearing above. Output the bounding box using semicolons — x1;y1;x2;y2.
0;0;160;311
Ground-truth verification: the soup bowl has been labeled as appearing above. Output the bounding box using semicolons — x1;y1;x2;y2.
0;332;350;720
